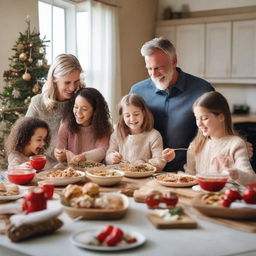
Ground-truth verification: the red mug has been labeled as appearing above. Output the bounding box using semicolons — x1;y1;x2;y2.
29;155;46;172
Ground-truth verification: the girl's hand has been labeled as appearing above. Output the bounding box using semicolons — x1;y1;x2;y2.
54;148;67;162
211;154;234;172
162;148;175;162
69;154;86;164
245;141;253;158
20;161;31;168
111;152;122;164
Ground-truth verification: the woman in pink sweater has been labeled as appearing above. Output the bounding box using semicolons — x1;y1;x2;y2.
55;88;112;164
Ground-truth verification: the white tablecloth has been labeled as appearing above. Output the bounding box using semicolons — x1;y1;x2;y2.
0;198;256;256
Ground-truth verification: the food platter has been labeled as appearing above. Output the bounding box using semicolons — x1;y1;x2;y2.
192;194;256;220
118;163;157;178
61;193;129;220
71;228;146;251
0;188;26;202
154;173;197;187
37;168;85;186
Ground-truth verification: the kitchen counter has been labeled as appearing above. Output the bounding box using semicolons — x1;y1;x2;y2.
0;192;256;256
232;114;256;123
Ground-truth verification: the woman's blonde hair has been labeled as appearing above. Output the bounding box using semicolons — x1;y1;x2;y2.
116;94;154;141
42;54;84;110
192;91;235;153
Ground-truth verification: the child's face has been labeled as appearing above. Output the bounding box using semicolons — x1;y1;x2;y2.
24;128;48;156
55;70;81;101
194;106;225;139
123;104;144;135
73;95;94;127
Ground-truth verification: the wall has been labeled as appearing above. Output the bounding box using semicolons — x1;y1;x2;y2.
0;0;39;91
158;0;256;19
118;0;158;95
157;0;256;113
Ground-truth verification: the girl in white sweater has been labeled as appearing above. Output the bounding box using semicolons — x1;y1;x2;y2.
105;94;168;171
180;91;255;185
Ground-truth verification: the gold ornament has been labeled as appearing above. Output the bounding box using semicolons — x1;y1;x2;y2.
29;43;33;47
32;82;41;94
19;53;27;61
28;57;33;63
17;43;25;52
22;72;31;81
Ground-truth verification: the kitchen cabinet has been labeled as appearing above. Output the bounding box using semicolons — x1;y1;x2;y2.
155;13;256;83
155;25;176;45
176;24;205;77
206;22;232;78
232;20;256;78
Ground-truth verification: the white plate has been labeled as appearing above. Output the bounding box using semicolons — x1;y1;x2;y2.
0;188;26;201
154;174;197;187
71;228;146;251
37;170;85;186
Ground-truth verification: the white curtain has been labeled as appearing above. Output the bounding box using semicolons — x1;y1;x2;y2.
86;0;121;122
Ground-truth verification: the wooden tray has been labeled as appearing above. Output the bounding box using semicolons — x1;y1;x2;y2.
147;212;197;229
134;180;199;202
192;194;256;220
61;193;129;220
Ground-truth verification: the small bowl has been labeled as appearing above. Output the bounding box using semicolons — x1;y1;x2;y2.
29;155;46;172
196;173;228;192
86;168;124;186
8;166;36;185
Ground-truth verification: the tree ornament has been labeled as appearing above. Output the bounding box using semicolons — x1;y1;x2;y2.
39;47;44;54
28;58;33;63
12;89;20;98
29;43;33;47
19;53;27;61
17;43;25;52
37;60;43;67
22;72;31;81
32;82;41;94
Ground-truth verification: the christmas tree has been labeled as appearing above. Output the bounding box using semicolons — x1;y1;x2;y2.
0;16;49;168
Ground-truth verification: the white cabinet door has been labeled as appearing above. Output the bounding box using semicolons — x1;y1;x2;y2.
155;25;176;46
232;20;256;78
176;24;205;77
206;22;232;78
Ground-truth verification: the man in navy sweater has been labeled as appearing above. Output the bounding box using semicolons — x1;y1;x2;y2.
130;37;214;171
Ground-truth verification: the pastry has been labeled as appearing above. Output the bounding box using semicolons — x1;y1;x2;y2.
94;195;123;209
62;184;83;200
82;182;99;197
70;195;94;208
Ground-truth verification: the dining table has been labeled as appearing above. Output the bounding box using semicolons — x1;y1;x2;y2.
0;174;256;256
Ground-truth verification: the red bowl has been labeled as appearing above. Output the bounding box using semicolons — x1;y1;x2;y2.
8;166;36;185
197;174;228;192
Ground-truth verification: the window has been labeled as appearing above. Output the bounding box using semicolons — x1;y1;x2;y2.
38;0;69;64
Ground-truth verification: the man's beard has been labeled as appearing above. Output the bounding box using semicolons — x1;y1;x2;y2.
151;70;174;91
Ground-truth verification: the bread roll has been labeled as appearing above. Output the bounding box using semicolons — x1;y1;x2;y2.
82;182;99;197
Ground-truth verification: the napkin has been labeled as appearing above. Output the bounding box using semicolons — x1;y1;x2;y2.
0;201;22;214
10;207;62;227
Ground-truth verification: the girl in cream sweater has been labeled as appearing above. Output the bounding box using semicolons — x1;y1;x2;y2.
105;94;168;171
164;91;256;185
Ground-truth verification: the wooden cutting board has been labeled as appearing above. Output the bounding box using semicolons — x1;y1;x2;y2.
134;179;199;202
147;211;197;229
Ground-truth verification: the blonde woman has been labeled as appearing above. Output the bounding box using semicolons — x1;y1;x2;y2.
26;54;84;167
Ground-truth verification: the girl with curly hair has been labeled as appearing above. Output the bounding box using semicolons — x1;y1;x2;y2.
55;88;112;164
105;94;166;171
5;117;50;168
